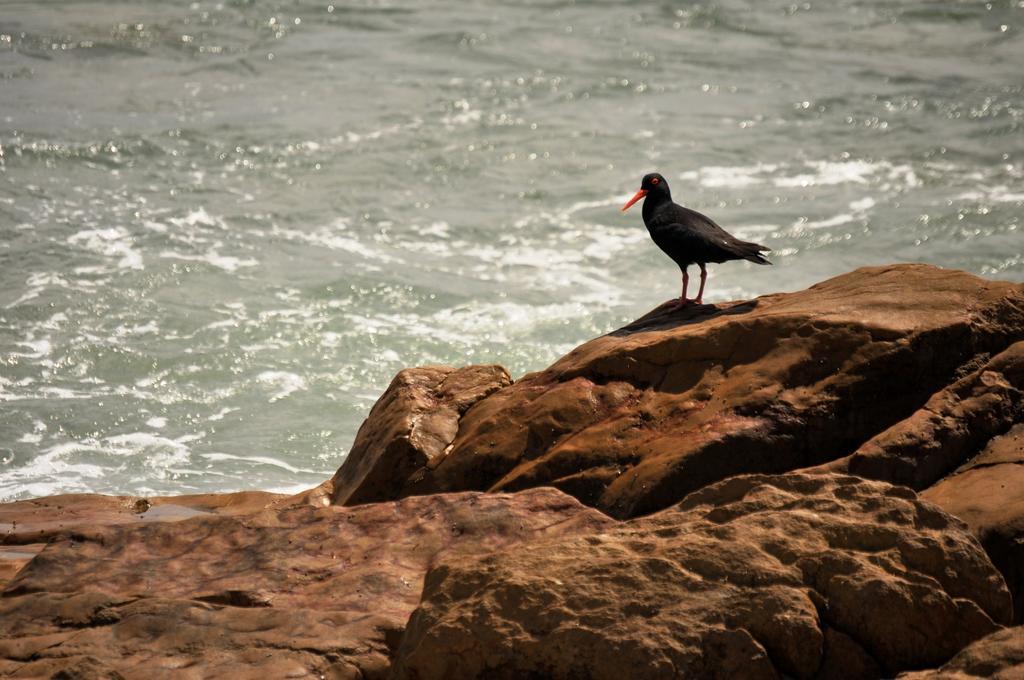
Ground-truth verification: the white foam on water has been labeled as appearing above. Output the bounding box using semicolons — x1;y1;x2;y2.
331;118;422;145
378;349;401;363
580;227;648;261
462;243;584;267
146;417;168;428
442;101;483;127
0;479;94;502
799;194;878;230
348;296;604;347
680;163;780;188
200;452;318;474
104;433;193;468
113;321;159;338
419;221;451;238
270;222;398;264
159;249;258;272
730;224;781;238
991;187;1024;202
9;334;52;359
771;160;920;190
1;442;105;499
262;482;319;495
514;195;625;231
6;272;79;308
0;386;96;402
168;207;225;229
67;227;144;270
956;185;1024;203
204;318;239;330
207;407;238;421
256;371;307;402
849;197;877;212
802;214;855;230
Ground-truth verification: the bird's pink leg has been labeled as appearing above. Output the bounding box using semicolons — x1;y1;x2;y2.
674;268;691;307
695;264;708;304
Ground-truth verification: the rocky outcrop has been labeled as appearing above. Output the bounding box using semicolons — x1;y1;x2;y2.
334;265;1024;519
2;264;1023;679
393;474;1011;680
824;341;1024;489
923;424;1024;622
899;626;1024;679
0;488;609;678
313;365;511;506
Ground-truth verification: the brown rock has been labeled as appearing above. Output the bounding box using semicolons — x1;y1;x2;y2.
0;546;38;593
0;491;286;590
316;365;511;506
822;341;1024;489
0;491;284;544
923;424;1024;622
0;488;610;678
393;474;1011;680
342;265;1023;518
899;626;1024;679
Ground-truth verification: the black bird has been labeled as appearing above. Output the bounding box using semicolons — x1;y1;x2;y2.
622;172;771;306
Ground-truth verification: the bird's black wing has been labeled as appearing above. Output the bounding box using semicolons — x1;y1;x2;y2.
655;205;772;265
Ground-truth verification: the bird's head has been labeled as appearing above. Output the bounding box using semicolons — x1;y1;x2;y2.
621;173;670;212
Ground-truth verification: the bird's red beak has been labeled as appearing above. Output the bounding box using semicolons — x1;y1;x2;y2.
621;189;647;212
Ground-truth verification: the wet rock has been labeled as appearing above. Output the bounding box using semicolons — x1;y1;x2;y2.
393;474;1011;680
0;488;609;679
0;491;284;591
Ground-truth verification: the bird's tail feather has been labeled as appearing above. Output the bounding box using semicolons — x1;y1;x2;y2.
735;241;772;265
746;252;772;265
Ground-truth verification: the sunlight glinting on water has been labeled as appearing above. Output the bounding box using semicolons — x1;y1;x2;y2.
0;0;1021;499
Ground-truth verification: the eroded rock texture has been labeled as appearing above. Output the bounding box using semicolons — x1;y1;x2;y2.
337;265;1024;519
899;626;1024;679
393;474;1012;680
923;423;1024;622
0;488;609;679
0;491;284;591
318;365;511;506
3;264;1022;679
829;340;1024;489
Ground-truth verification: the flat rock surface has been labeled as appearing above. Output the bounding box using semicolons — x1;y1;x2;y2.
393;474;1012;680
336;265;1024;518
0;491;284;544
0;491;286;591
0;488;610;679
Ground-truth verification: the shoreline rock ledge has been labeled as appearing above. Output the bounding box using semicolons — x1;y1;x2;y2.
2;263;1023;679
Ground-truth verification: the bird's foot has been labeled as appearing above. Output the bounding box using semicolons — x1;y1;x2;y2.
673;297;692;308
694;296;704;305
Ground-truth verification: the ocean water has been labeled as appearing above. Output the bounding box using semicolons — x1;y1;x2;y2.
1;0;1021;501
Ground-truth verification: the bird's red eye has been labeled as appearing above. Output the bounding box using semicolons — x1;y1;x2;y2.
651;178;660;185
